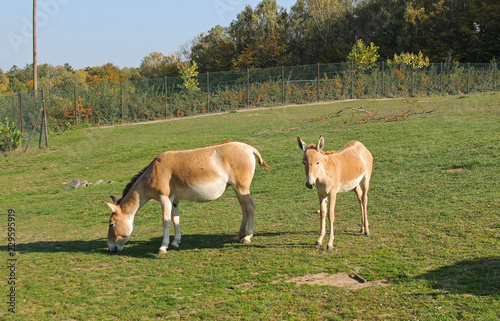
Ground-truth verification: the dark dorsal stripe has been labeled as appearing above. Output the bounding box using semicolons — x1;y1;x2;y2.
118;158;157;205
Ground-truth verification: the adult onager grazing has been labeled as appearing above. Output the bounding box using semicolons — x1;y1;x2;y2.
297;136;373;250
104;141;269;254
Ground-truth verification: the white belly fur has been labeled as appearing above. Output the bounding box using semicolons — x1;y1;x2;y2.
174;177;228;202
337;174;364;193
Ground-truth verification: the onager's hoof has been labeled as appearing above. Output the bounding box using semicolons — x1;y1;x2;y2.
326;245;334;250
241;237;252;245
157;248;168;255
315;241;322;246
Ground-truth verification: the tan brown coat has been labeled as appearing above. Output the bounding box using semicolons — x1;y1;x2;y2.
298;136;373;250
104;141;269;254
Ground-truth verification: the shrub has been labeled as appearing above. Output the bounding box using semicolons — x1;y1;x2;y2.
0;118;23;152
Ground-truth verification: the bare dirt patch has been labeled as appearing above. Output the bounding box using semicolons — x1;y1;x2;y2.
285;273;389;290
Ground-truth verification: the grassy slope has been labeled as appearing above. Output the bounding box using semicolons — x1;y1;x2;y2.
1;93;499;320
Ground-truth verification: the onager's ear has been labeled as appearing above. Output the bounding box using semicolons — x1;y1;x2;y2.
103;201;119;213
297;136;308;152
110;195;118;204
316;135;325;152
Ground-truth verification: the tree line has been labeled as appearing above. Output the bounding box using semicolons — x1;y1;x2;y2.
1;0;498;96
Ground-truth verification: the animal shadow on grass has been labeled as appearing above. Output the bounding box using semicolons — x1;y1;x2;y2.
17;239;112;255
16;233;263;259
418;256;500;296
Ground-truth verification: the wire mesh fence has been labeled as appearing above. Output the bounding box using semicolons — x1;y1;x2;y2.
0;62;497;137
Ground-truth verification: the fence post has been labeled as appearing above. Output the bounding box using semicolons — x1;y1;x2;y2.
282;66;285;105
165;76;168;118
120;81;124;120
247;68;250;107
382;62;385;97
74;85;78;126
440;62;443;95
351;61;354;99
495;60;497;91
467;62;470;94
207;72;210;113
18;92;23;133
317;63;320;102
411;66;415;96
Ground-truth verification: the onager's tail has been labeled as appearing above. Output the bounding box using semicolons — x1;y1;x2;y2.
252;147;271;171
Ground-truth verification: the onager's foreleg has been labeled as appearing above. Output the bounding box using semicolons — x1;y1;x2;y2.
159;195;173;254
326;193;337;250
316;196;328;246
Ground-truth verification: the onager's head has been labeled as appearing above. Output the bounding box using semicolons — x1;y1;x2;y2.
104;199;135;252
297;136;325;189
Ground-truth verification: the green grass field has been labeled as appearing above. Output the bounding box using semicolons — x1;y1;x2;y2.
1;92;499;320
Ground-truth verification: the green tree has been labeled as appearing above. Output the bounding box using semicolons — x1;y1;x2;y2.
0;73;9;94
288;0;356;63
191;25;235;73
6;78;25;93
420;0;500;62
229;0;289;68
359;0;500;62
36;64;87;91
233;32;286;69
139;52;181;79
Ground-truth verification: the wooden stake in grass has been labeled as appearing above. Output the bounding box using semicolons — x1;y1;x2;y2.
24;106;43;153
38;87;49;149
26;87;49;152
42;87;49;150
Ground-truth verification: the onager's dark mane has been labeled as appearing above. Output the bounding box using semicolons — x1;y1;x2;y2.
118;159;157;204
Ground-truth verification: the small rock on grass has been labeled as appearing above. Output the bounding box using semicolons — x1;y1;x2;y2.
64;178;80;191
63;178;112;190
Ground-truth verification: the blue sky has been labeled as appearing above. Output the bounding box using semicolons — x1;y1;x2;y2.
1;0;297;71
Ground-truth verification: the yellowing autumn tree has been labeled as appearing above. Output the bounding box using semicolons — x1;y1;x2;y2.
389;51;430;69
178;61;200;93
348;39;380;70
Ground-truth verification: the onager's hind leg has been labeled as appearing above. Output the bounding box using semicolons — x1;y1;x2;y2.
170;203;181;249
354;183;369;235
234;190;256;244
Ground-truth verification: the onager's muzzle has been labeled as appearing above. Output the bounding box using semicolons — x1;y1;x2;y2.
107;221;134;253
107;242;123;253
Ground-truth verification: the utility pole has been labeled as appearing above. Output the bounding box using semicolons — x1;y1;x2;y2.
33;0;37;100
